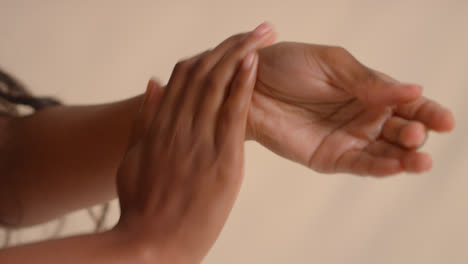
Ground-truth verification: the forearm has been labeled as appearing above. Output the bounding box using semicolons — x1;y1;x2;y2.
0;94;144;226
0;230;153;264
0;85;256;227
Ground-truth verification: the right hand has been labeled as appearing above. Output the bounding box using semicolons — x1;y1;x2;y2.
113;23;275;264
248;42;455;176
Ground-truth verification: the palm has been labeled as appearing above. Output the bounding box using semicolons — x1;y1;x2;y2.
249;42;454;176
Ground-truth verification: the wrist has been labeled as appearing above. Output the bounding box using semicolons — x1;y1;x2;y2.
245;123;255;141
245;110;256;141
112;219;199;264
106;226;161;264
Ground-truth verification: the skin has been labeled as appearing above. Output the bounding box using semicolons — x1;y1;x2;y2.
0;22;455;262
0;23;265;263
0;97;144;226
0;26;274;227
115;40;260;263
250;42;455;176
0;24;455;226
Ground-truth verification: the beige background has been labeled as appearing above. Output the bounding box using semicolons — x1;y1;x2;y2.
0;0;467;263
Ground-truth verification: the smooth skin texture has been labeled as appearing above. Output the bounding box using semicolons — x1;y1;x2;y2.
0;25;275;226
250;42;455;176
116;45;259;264
0;24;264;263
0;23;454;226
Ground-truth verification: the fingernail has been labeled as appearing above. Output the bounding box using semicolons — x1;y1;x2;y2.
252;22;272;36
243;52;256;69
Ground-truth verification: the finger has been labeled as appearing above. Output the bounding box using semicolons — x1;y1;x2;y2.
195;22;275;125
372;69;398;83
177;23;276;128
335;150;403;177
140;79;165;139
160;34;257;144
216;52;258;158
120;80;163;200
381;116;427;149
126;79;162;151
364;140;433;173
394;96;455;132
149;55;201;136
174;33;252;127
320;47;422;105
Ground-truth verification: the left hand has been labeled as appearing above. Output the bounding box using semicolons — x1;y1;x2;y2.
248;42;455;176
115;23;269;263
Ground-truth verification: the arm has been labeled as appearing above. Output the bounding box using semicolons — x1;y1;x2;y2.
0;94;145;226
0;25;273;228
0;22;271;263
0;25;275;229
0;230;152;264
0;83;259;227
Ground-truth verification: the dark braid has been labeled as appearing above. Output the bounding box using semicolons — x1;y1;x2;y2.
0;68;110;247
0;69;61;114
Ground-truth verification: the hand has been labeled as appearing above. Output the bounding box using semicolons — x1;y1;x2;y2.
113;24;270;264
248;42;455;176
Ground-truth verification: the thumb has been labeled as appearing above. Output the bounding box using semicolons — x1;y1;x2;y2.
361;69;423;106
322;46;422;106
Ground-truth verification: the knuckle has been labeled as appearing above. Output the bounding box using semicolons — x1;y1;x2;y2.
195;56;212;74
189;51;213;81
230;32;246;41
236;38;252;53
204;74;220;90
323;45;379;87
173;60;191;74
324;46;351;62
197;56;212;70
357;65;379;89
228;35;253;59
332;46;350;57
364;68;378;85
224;33;246;46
